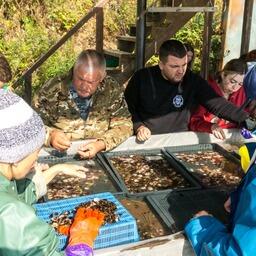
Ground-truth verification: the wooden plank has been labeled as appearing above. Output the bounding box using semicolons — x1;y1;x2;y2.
200;2;214;80
147;7;216;13
96;7;104;53
240;0;254;55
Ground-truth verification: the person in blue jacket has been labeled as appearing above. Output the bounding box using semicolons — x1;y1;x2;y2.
185;142;256;256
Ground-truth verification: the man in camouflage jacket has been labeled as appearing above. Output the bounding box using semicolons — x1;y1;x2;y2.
33;50;132;158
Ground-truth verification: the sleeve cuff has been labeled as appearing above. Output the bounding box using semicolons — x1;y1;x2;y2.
65;244;93;256
26;170;47;199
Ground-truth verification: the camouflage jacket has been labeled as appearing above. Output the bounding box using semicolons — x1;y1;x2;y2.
33;73;133;151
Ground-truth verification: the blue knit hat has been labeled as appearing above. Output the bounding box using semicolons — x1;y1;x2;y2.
0;89;45;163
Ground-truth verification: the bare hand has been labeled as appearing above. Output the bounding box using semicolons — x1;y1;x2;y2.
224;197;231;213
211;124;226;140
53;164;88;178
50;129;71;151
136;125;151;142
77;140;106;159
193;210;212;218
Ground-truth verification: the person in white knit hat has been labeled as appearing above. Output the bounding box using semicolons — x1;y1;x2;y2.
0;89;104;255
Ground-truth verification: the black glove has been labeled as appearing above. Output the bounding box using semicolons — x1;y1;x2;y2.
248;99;256;119
244;118;256;131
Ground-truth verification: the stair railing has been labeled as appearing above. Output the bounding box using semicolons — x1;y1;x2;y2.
13;0;108;104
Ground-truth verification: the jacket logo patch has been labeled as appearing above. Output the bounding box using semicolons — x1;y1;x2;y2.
172;95;184;108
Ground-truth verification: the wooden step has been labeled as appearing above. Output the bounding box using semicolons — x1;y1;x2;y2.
104;49;134;58
129;25;152;37
106;67;122;74
147;6;215;12
116;35;136;42
116;36;136;53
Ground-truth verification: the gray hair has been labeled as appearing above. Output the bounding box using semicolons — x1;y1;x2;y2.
74;49;106;74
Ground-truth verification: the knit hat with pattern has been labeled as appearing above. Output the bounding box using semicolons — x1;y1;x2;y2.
0;89;45;163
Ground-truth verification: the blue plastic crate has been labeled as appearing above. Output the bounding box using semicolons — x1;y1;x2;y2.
34;192;139;250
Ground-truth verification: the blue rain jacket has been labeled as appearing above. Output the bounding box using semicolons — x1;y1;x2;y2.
244;65;256;99
185;157;256;256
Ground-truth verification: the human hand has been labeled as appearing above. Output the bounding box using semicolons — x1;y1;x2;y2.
211;124;226;140
68;208;105;248
193;210;212;218
77;140;106;159
53;164;88;178
224;197;231;213
50;129;71;151
136;125;151;142
43;164;87;184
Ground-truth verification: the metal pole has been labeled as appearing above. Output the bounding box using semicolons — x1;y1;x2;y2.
240;0;254;56
136;0;147;71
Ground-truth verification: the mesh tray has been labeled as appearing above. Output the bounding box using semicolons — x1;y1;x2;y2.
98;149;200;197
34;192;139;250
165;144;243;188
146;188;230;233
37;154;123;200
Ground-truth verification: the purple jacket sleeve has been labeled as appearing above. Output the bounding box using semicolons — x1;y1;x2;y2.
65;244;93;256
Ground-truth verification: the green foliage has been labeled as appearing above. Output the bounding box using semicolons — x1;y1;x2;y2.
105;0;136;35
0;0;223;96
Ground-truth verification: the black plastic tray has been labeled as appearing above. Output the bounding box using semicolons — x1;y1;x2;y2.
98;149;201;197
146;188;231;233
165;144;244;189
37;154;124;200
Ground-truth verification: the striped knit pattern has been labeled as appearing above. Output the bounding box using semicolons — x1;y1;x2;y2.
0;89;45;163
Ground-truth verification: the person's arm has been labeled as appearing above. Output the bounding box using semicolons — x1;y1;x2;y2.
189;105;213;133
0;196;62;255
185;165;256;256
185;215;244;256
196;77;249;124
124;72;145;132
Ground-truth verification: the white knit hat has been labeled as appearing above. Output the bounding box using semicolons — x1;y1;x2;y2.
0;89;45;163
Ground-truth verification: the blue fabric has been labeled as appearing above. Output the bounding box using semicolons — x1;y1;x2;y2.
185;152;256;256
69;86;92;120
244;65;256;99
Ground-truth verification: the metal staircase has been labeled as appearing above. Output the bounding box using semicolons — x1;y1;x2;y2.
15;0;215;103
105;0;215;84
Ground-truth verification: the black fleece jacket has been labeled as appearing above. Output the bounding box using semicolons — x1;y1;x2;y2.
124;65;249;134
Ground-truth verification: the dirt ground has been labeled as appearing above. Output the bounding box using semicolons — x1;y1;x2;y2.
120;198;170;240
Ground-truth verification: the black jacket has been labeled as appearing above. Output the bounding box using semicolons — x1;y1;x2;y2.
124;65;249;134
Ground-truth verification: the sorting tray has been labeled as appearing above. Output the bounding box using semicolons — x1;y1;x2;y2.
165;144;243;188
115;194;170;240
98;149;200;197
34;192;139;250
146;188;230;233
37;155;123;200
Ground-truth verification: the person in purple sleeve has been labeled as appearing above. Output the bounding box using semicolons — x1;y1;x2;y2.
0;89;103;255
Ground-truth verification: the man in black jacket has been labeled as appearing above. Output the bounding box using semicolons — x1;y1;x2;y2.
125;39;251;141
